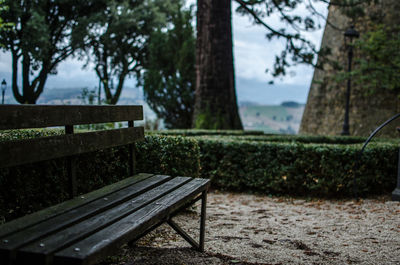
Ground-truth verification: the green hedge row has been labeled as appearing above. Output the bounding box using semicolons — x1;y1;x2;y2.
220;134;368;144
0;130;200;223
136;135;200;178
233;134;400;145
1;129;399;223
152;129;399;145
196;137;398;197
151;129;264;136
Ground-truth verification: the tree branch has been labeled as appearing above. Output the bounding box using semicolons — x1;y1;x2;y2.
306;0;344;31
319;0;367;7
234;0;318;54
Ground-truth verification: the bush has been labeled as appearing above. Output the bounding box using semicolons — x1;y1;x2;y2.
151;129;265;136
136;135;200;178
196;137;398;197
151;130;387;145
0;130;200;222
226;134;368;144
1;129;398;222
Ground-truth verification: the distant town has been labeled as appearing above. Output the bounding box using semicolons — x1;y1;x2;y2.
2;86;304;133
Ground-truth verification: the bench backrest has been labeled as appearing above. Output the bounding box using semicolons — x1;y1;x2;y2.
0;105;145;197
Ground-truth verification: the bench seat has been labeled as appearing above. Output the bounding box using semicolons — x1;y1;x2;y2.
0;173;210;265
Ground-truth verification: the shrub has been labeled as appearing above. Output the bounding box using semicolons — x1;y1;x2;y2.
226;134;368;144
196;137;398;197
136;135;200;178
151;129;264;136
1;129;398;222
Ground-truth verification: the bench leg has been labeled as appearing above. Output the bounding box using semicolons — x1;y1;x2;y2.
199;190;207;252
167;190;208;252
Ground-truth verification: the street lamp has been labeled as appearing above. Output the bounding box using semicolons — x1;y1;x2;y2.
1;79;6;105
341;25;359;136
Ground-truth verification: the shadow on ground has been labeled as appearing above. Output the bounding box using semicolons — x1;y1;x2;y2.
100;245;273;265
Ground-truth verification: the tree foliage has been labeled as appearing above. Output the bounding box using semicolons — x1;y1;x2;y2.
78;0;177;105
350;24;400;95
0;0;106;103
331;1;400;96
0;0;13;31
141;3;195;129
233;0;328;78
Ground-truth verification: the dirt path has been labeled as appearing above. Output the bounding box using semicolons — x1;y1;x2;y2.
101;191;400;265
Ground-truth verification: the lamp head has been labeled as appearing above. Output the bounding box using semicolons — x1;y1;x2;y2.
1;79;6;92
344;25;360;40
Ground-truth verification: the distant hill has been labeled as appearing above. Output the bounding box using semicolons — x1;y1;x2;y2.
4;86;304;134
34;86;157;121
37;87;83;104
239;103;305;134
281;101;304;108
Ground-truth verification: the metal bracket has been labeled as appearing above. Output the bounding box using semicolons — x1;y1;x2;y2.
167;190;207;251
392;146;400;201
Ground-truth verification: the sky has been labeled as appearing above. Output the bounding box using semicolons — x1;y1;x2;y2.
0;1;329;105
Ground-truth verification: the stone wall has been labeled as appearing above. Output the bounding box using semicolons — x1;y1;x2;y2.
300;0;400;138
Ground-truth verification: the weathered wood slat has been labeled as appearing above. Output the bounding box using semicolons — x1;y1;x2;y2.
17;177;192;265
0;173;153;239
0;127;144;168
0;105;143;130
53;178;210;265
0;175;171;263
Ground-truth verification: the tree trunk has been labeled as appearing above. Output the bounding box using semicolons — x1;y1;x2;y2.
11;49;24;103
104;72;125;105
193;0;242;129
10;52;46;104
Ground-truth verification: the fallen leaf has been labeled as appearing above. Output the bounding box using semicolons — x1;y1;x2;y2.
263;239;276;244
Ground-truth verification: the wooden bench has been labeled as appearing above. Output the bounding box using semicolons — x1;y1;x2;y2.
0;105;210;265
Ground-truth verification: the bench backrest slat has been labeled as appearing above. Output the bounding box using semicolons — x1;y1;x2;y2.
0;105;143;130
0;127;144;168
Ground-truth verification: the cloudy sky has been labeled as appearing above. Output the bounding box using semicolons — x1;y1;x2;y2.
0;1;329;105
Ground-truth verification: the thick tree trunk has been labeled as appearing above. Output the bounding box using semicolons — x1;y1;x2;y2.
193;0;242;129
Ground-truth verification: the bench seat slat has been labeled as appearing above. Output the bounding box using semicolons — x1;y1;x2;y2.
0;175;171;260
0;173;153;239
0;127;144;168
54;178;210;265
17;177;192;264
0;105;143;130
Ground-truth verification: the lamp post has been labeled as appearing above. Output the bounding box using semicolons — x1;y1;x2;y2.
393;127;400;201
1;79;6;105
341;25;359;136
98;79;101;105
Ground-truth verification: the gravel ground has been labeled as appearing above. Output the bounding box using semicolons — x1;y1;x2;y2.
100;191;400;265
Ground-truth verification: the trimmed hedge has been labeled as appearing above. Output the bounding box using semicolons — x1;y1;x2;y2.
151;129;264;136
136;135;200;178
232;134;400;145
152;129;399;145
196;137;398;197
1;129;398;222
0;130;200;223
221;134;368;144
